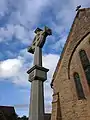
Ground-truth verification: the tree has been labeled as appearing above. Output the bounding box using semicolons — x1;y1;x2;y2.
17;115;28;120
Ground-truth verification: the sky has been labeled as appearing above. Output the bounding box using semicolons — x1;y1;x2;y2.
0;0;90;117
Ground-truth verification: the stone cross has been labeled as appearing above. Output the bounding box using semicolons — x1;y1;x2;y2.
27;26;52;120
28;26;52;54
76;5;81;11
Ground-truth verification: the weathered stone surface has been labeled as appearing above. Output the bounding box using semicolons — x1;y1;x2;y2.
51;8;90;120
27;65;49;82
28;26;52;54
27;27;51;120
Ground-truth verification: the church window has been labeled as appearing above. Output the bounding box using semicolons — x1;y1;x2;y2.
79;50;90;86
73;72;85;100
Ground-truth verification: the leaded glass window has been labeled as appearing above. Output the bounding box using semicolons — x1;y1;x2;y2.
79;50;90;85
73;72;85;100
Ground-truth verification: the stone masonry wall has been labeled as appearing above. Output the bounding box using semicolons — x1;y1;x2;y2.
51;8;90;120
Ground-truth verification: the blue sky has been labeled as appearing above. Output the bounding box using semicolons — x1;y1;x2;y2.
0;0;90;117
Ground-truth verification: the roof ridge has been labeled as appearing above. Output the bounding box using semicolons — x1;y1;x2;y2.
0;106;14;108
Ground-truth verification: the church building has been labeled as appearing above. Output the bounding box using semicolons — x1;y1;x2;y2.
51;8;90;120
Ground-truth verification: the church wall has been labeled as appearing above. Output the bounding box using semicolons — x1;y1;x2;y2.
70;34;90;97
70;33;90;120
52;60;76;120
51;8;90;120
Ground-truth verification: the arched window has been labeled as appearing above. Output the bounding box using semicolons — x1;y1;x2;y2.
79;50;90;86
73;72;85;100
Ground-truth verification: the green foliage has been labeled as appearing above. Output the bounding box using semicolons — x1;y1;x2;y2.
17;115;28;120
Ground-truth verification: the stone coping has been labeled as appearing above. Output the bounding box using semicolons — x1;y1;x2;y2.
27;65;49;74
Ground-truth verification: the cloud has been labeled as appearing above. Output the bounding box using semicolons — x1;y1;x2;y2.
0;0;8;17
0;24;34;45
0;50;59;113
70;0;90;8
43;54;59;112
13;53;59;112
47;0;90;52
0;48;31;86
44;82;53;113
6;49;33;86
0;49;32;85
0;0;51;44
0;24;14;42
0;0;90;47
0;0;90;116
0;50;59;85
0;57;23;77
43;54;59;80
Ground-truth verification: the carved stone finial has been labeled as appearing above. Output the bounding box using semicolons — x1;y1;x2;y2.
76;5;81;11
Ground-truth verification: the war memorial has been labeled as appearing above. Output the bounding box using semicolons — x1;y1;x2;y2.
27;26;52;120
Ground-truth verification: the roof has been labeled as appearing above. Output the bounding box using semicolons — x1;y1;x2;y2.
51;8;90;87
0;106;16;120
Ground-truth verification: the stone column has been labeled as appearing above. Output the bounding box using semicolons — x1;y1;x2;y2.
27;46;49;120
34;46;42;66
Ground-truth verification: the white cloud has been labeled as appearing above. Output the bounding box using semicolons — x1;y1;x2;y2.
0;51;59;113
44;82;53;113
0;51;59;84
43;54;59;112
43;54;59;80
12;52;59;112
14;25;32;44
0;24;34;44
49;0;90;52
0;0;8;17
70;0;90;8
0;49;32;85
0;0;50;44
0;0;90;115
0;57;23;78
52;35;67;51
0;0;90;46
0;24;14;42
